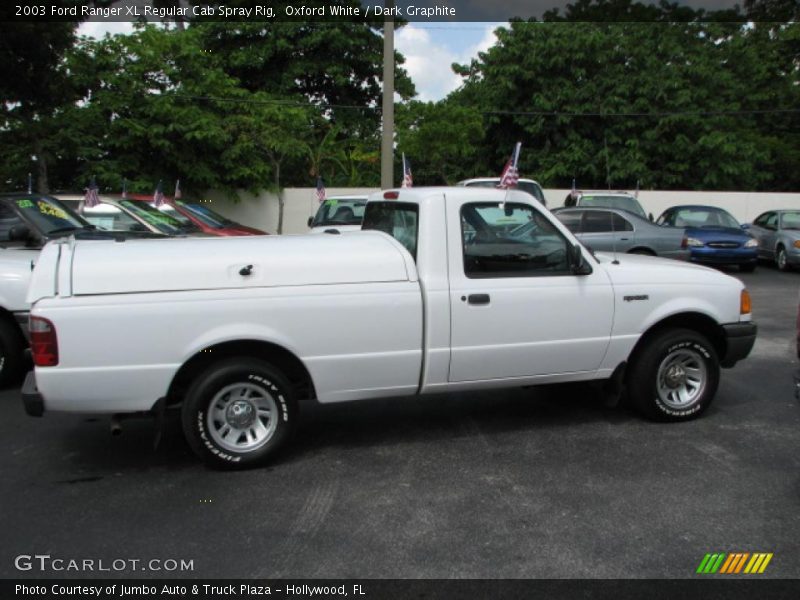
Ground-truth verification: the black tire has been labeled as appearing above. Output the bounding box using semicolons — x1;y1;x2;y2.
627;328;719;422
181;358;297;469
775;246;789;272
739;263;756;273
0;319;27;388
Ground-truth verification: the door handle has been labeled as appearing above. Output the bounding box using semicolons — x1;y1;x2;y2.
467;293;490;305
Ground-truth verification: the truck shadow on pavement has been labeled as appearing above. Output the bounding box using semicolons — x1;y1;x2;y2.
32;381;642;475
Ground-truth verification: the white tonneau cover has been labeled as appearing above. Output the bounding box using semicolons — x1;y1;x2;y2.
67;231;415;296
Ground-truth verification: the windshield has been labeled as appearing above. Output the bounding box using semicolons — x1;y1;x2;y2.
660;207;740;229
312;199;366;227
579;195;647;219
12;196;92;236
119;199;199;234
781;212;800;230
176;201;234;228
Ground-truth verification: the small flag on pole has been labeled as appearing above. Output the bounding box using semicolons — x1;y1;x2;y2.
401;153;413;188
316;176;326;202
84;177;100;208
27;173;32;194
121;178;128;200
635;179;640;199
174;179;182;200
153;180;165;207
497;142;521;189
571;178;577;200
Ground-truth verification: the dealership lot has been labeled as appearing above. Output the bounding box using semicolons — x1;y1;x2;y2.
1;267;798;579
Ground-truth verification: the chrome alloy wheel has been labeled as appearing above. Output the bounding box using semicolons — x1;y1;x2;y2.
207;382;278;453
656;348;708;410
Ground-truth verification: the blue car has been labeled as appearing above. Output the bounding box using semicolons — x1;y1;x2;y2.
657;205;759;272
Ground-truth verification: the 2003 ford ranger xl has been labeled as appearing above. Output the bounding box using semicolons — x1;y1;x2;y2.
22;187;756;468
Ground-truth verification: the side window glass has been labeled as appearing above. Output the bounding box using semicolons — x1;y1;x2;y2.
582;211;612;233
555;211;582;233
613;213;634;232
461;202;570;278
362;201;419;259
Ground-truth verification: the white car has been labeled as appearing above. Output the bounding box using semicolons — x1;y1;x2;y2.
307;196;368;233
457;177;547;206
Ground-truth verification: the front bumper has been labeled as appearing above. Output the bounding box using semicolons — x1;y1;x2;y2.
21;370;44;417
720;322;757;368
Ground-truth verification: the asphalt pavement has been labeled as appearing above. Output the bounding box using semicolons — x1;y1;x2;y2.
1;265;798;579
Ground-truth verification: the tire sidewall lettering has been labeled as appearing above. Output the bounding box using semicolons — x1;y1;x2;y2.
653;338;712;417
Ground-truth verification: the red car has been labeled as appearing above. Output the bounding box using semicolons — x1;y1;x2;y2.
126;194;267;236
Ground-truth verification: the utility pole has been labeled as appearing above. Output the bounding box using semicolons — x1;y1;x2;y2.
380;0;395;189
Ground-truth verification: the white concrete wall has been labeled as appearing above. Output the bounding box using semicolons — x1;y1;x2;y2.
205;187;800;234
205;188;379;234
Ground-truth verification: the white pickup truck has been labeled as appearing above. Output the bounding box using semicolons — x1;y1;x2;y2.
22;187;756;468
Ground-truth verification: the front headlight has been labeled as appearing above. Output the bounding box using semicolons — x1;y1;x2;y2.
745;238;759;248
686;237;704;247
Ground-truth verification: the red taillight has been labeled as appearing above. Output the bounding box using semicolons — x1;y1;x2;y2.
383;191;399;200
29;316;58;366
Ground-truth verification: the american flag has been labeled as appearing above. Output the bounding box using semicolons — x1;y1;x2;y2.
153;180;165;207
497;142;521;189
174;179;182;200
84;177;100;208
401;153;413;188
316;176;326;202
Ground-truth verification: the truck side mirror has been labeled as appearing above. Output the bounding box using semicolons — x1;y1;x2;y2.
307;216;313;228
569;243;592;275
649;213;654;222
8;223;32;242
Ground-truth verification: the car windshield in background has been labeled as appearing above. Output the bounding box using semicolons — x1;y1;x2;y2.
580;195;646;219
119;199;198;234
176;201;233;228
312;199;366;226
81;204;144;232
154;203;194;226
663;207;741;229
781;212;800;230
13;196;91;235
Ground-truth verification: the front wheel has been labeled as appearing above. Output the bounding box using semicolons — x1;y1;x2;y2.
0;319;27;388
181;358;297;469
627;328;719;421
776;246;789;271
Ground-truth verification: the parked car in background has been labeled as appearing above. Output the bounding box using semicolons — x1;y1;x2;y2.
747;210;800;271
308;196;368;233
564;191;650;220
552;207;689;260
0;192;161;386
795;296;800;399
58;195;206;237
656;205;759;272
457;178;547;206
127;194;266;236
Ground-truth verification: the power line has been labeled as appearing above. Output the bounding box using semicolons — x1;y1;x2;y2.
167;93;800;117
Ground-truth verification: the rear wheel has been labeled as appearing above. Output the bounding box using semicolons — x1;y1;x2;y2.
181;358;297;469
0;319;27;388
628;328;719;421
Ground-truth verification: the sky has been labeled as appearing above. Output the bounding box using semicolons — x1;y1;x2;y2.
77;21;502;103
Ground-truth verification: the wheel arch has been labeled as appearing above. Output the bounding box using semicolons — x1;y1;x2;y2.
166;340;315;407
627;246;657;256
627;312;725;373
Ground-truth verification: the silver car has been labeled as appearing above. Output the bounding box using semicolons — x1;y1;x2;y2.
747;210;800;271
553;207;689;260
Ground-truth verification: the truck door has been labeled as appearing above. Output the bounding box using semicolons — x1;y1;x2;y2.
447;200;614;382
